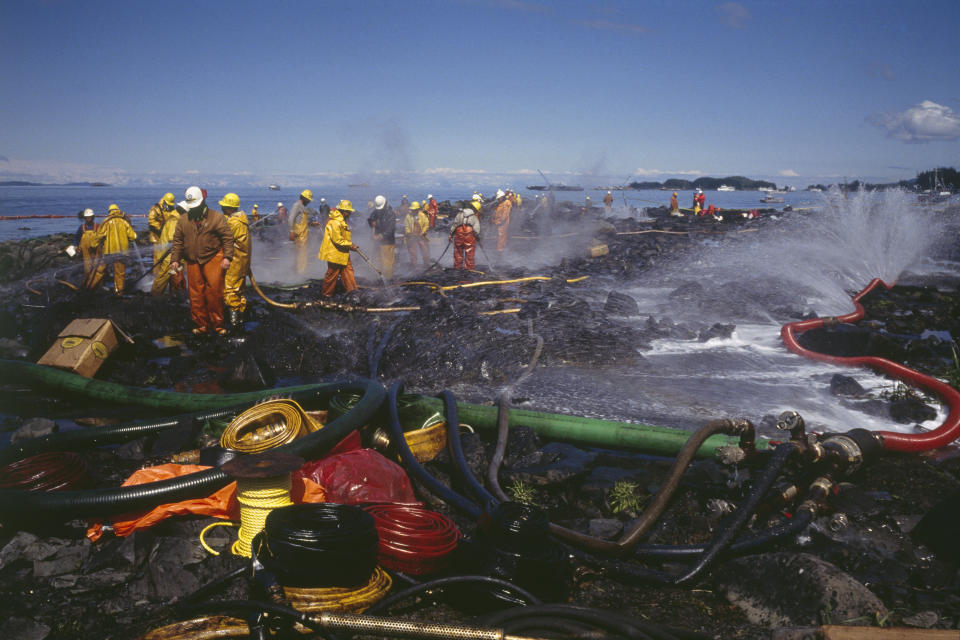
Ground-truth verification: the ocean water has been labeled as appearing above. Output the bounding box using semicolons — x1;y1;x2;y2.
0;184;820;243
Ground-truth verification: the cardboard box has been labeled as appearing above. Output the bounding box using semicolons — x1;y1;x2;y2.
37;318;121;378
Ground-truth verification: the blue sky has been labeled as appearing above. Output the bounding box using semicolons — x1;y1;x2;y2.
1;0;958;188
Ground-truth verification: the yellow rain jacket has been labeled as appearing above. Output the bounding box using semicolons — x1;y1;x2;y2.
404;210;430;237
97;210;137;255
147;201;170;244
151;209;181;295
318;209;352;266
224;210;250;311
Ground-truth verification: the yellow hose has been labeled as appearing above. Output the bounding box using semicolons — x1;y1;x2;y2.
220;400;317;453
250;273;299;309
479;308;521;316
283;566;392;613
199;520;238;556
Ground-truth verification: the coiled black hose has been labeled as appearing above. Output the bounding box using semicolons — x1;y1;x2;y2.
365;574;541;614
258;503;379;588
0;379;386;523
386;382;481;518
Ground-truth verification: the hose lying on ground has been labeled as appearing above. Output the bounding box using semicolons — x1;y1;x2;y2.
781;277;960;452
0;378;385;522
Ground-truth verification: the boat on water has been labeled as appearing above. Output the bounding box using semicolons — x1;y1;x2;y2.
527;185;584;191
760;193;785;203
268;185;281;191
717;185;736;192
348;183;369;188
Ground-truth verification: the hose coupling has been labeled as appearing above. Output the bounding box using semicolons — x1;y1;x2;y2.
776;411;807;440
820;434;865;476
822;316;841;327
828;512;850;532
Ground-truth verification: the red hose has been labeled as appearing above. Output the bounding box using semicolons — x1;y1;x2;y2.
0;452;87;491
781;278;960;452
363;504;461;575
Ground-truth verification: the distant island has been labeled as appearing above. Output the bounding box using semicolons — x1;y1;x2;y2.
0;180;111;187
628;176;777;191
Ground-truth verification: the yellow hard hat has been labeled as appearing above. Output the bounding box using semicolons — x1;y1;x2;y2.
218;192;240;208
337;199;355;212
252;204;258;209
300;189;314;201
162;192;175;205
672;192;678;196
410;201;421;210
470;200;481;212
108;204;120;212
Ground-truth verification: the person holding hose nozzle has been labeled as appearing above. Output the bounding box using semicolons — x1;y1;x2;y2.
450;203;480;271
368;195;396;280
319;199;359;297
219;193;250;331
169;186;235;336
289;189;316;275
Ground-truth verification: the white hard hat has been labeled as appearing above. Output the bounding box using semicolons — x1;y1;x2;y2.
178;186;204;210
277;202;283;207
607;191;611;194
374;195;387;210
83;208;94;217
427;194;433;199
472;193;481;201
320;197;326;203
496;189;505;198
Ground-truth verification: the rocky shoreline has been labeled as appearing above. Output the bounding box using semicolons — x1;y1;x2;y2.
0;202;959;639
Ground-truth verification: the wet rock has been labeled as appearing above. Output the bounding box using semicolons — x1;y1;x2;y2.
10;417;58;444
504;442;596;487
0;617;50;640
33;542;89;578
697;322;735;342
0;337;28;359
889;397;938;424
217;348;277;391
603;291;639;316
830;373;866;397
902;611;939;628
0;531;49;569
587;518;623;539
715;552;887;628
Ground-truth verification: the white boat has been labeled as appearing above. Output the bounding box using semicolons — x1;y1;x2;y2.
761;193;784;203
268;184;281;191
717;185;735;192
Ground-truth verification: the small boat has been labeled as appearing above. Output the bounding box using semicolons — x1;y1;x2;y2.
760;194;784;203
348;183;369;188
268;185;281;191
717;185;736;192
527;185;584;191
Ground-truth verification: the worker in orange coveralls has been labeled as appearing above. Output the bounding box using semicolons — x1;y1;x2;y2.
492;189;512;252
425;194;439;228
450;204;480;270
170;186;235;336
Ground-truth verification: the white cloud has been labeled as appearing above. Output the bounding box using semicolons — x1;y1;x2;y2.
778;169;799;177
869;100;960;143
715;2;750;28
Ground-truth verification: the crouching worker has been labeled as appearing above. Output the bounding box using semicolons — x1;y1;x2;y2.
450;205;480;270
319;199;359;298
170;186;235;336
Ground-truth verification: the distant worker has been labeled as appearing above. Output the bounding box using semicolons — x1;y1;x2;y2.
513;190;523;211
492;189;512;252
319;199;359;297
151;200;183;296
581;196;592;216
250;204;260;223
289;189;317;274
603;191;614;213
450;204;480;270
89;204;137;295
170;186;235;336
276;201;288;225
317;197;331;227
368;195;396;280
74;208;99;285
426;194;439;228
669;191;681;216
220;193;250;330
403;201;430;268
696;189;706;213
399;195;409;219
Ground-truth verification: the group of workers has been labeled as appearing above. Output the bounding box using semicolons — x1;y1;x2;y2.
69;185;539;337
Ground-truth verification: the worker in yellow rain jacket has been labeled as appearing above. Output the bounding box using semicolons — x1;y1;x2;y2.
492;190;512;252
148;193;176;261
151;203;182;296
403;201;430;268
289;189;317;275
89;204;137;295
74;208;99;285
319;200;358;297
219;193;250;329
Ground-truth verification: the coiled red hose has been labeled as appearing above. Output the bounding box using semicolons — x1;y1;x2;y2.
363;504;460;575
0;452;87;492
781;278;960;452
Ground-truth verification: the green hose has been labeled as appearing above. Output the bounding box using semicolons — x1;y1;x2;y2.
0;359;329;411
407;396;769;459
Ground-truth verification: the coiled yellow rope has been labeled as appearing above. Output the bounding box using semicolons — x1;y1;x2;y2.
232;475;294;558
283;566;393;613
220;400;318;453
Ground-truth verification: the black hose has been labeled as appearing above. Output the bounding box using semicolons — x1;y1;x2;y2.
174;565;249;606
365;575;542;615
369;316;404;379
0;379;386;522
634;508;814;558
441;390;498;511
386;382;480;518
258;503;379;588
